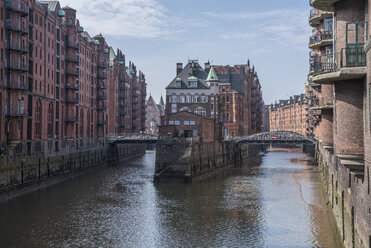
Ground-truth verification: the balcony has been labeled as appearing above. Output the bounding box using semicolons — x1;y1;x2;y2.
97;63;107;69
66;42;79;50
5;62;29;72
97;83;106;89
5;42;29;53
119;85;125;90
97;95;107;100
5;20;28;34
6;81;28;90
5;0;29;16
65;96;78;103
119;93;126;99
97;105;107;110
312;47;366;83
310;0;340;12
309;9;332;26
119;122;125;127
65;83;79;90
97;72;107;79
309;31;333;49
119;110;126;116
66;55;79;63
6;109;28;117
120;103;126;107
66;68;79;76
65;116;77;122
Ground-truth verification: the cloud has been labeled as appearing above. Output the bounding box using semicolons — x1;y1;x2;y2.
203;9;310;50
59;0;180;39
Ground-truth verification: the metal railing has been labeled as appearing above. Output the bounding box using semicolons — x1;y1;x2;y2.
309;30;333;46
65;83;79;90
6;81;28;90
6;109;28;117
5;0;29;15
65;96;78;103
66;55;79;63
312;47;366;75
65;68;79;76
5;42;29;53
5;19;28;34
309;9;320;20
5;62;29;71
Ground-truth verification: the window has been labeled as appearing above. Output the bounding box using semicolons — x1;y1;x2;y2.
201;95;208;103
179;107;192;112
194;94;200;103
186;94;192;103
179;94;185;103
175;121;180;125
171;107;177;113
195;107;206;117
80;109;84;138
169;120;174;125
171;94;177;103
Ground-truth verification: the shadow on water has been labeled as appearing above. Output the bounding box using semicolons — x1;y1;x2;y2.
0;148;342;248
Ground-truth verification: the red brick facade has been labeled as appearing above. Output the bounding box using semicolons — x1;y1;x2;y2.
0;1;146;159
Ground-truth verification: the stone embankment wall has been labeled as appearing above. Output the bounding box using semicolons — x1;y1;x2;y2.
0;143;146;201
154;138;261;183
316;143;370;248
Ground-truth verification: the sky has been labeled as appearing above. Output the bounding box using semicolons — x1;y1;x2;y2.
59;0;312;105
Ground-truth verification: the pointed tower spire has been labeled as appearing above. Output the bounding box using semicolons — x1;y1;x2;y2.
206;65;219;82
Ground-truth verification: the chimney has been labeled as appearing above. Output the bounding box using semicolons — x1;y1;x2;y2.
204;61;211;74
176;63;183;76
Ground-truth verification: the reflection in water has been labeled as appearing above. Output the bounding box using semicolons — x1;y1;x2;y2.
0;148;342;248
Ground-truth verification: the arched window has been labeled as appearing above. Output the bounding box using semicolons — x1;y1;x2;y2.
179;94;185;103
201;94;208;103
35;100;42;139
186;94;192;103
47;103;53;138
194;107;206;117
87;110;90;137
171;94;177;103
179;107;192;112
194;94;200;103
80;109;84;138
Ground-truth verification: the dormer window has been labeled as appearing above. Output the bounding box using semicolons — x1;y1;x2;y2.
176;78;181;87
188;76;198;87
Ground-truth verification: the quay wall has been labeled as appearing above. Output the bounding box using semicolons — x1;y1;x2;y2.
316;143;370;248
0;142;146;202
154;138;261;183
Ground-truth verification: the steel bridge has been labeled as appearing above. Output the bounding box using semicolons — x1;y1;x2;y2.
109;133;159;144
229;131;315;144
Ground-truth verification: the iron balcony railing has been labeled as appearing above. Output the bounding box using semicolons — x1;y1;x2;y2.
97;120;107;125
65;83;79;90
312;47;366;75
97;63;107;69
66;55;79;63
5;42;29;53
65;68;79;76
5;61;29;71
6;81;28;90
309;9;320;20
66;41;79;50
97;72;107;79
97;95;107;100
5;0;29;16
309;30;333;46
97;83;106;89
5;20;28;34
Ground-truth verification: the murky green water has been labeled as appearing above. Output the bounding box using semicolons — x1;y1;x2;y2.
0;148;342;248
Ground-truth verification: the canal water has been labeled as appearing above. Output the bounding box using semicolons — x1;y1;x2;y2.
0;148;342;248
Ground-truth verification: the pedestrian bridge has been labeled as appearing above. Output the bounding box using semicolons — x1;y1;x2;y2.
228;131;315;144
109;133;159;144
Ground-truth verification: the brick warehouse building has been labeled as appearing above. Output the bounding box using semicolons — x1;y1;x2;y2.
0;0;146;160
309;0;370;247
161;60;263;139
268;94;307;136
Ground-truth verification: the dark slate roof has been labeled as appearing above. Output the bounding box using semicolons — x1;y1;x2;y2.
215;66;245;94
166;61;209;89
159;96;165;106
37;1;60;12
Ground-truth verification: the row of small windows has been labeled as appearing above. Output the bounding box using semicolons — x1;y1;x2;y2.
169;94;209;104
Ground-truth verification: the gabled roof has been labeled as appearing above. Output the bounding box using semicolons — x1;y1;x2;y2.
166;61;209;89
147;95;160;111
